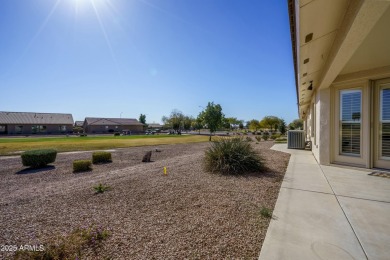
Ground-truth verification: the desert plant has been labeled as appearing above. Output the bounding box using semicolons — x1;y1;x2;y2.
73;160;92;173
275;137;287;143
262;132;270;141
255;136;261;142
14;225;110;259
260;207;273;218
94;183;111;194
21;149;57;168
204;137;263;175
270;134;281;140
246;136;252;142
92;151;112;164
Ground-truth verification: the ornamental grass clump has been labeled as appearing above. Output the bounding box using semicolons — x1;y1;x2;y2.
92;151;112;164
21;149;57;168
204;137;264;175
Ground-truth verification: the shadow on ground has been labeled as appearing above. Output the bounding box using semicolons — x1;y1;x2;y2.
16;165;56;174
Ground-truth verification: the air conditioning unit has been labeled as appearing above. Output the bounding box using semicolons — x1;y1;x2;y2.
287;130;306;149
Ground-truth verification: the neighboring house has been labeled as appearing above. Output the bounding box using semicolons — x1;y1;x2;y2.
288;0;390;170
74;121;84;127
0;111;74;135
148;123;163;130
83;117;144;134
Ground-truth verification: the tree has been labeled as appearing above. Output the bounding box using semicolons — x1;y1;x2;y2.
288;119;303;130
239;122;244;130
248;119;261;132
192;112;204;134
222;117;231;130
139;114;146;124
279;119;287;135
202;102;224;141
169;109;184;132
260;116;281;132
161;116;169;126
162;109;185;133
183;116;194;132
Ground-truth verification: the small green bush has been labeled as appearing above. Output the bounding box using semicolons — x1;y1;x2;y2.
114;132;120;136
21;149;57;168
92;151;112;164
73;160;92;172
271;134;281;140
262;133;270;141
255;136;261;142
204;137;263;175
246;136;252;142
260;207;273;218
94;183;111;194
79;133;87;137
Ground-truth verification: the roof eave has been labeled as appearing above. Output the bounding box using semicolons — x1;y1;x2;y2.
287;0;300;118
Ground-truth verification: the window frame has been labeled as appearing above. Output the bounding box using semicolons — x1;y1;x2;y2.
339;89;362;156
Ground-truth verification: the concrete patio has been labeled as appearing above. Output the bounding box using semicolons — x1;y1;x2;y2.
259;144;390;260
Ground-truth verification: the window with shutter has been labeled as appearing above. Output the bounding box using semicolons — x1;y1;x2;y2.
340;90;361;156
381;88;390;158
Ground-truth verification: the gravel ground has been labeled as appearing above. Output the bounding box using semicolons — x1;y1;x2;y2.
0;140;290;259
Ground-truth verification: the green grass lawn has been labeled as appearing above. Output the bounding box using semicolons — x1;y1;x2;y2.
0;135;209;155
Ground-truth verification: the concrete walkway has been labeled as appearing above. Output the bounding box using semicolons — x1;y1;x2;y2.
259;144;390;260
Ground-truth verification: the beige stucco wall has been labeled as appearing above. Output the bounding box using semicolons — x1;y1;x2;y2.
305;88;331;165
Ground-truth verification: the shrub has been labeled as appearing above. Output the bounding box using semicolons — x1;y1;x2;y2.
21;149;57;168
204;137;263;175
14;225;110;259
262;132;270;141
79;133;87;137
260;207;273;218
271;134;280;140
73;160;92;173
246;136;252;142
255;136;261;142
94;183;111;194
92;151;112;164
114;132;120;136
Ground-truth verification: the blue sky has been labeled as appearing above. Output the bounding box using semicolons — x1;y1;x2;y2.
0;0;297;124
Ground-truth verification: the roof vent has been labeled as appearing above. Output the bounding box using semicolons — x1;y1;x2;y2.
305;33;313;43
304;58;309;64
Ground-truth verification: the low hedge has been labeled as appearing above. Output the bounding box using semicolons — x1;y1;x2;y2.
92;152;112;164
21;149;57;168
73;160;92;173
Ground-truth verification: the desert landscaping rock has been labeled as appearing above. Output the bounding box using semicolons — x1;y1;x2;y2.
142;151;152;162
0;141;289;259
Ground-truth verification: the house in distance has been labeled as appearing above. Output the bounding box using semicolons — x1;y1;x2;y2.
83;117;144;134
0;111;74;135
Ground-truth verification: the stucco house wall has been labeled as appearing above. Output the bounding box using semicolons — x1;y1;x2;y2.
288;0;390;170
